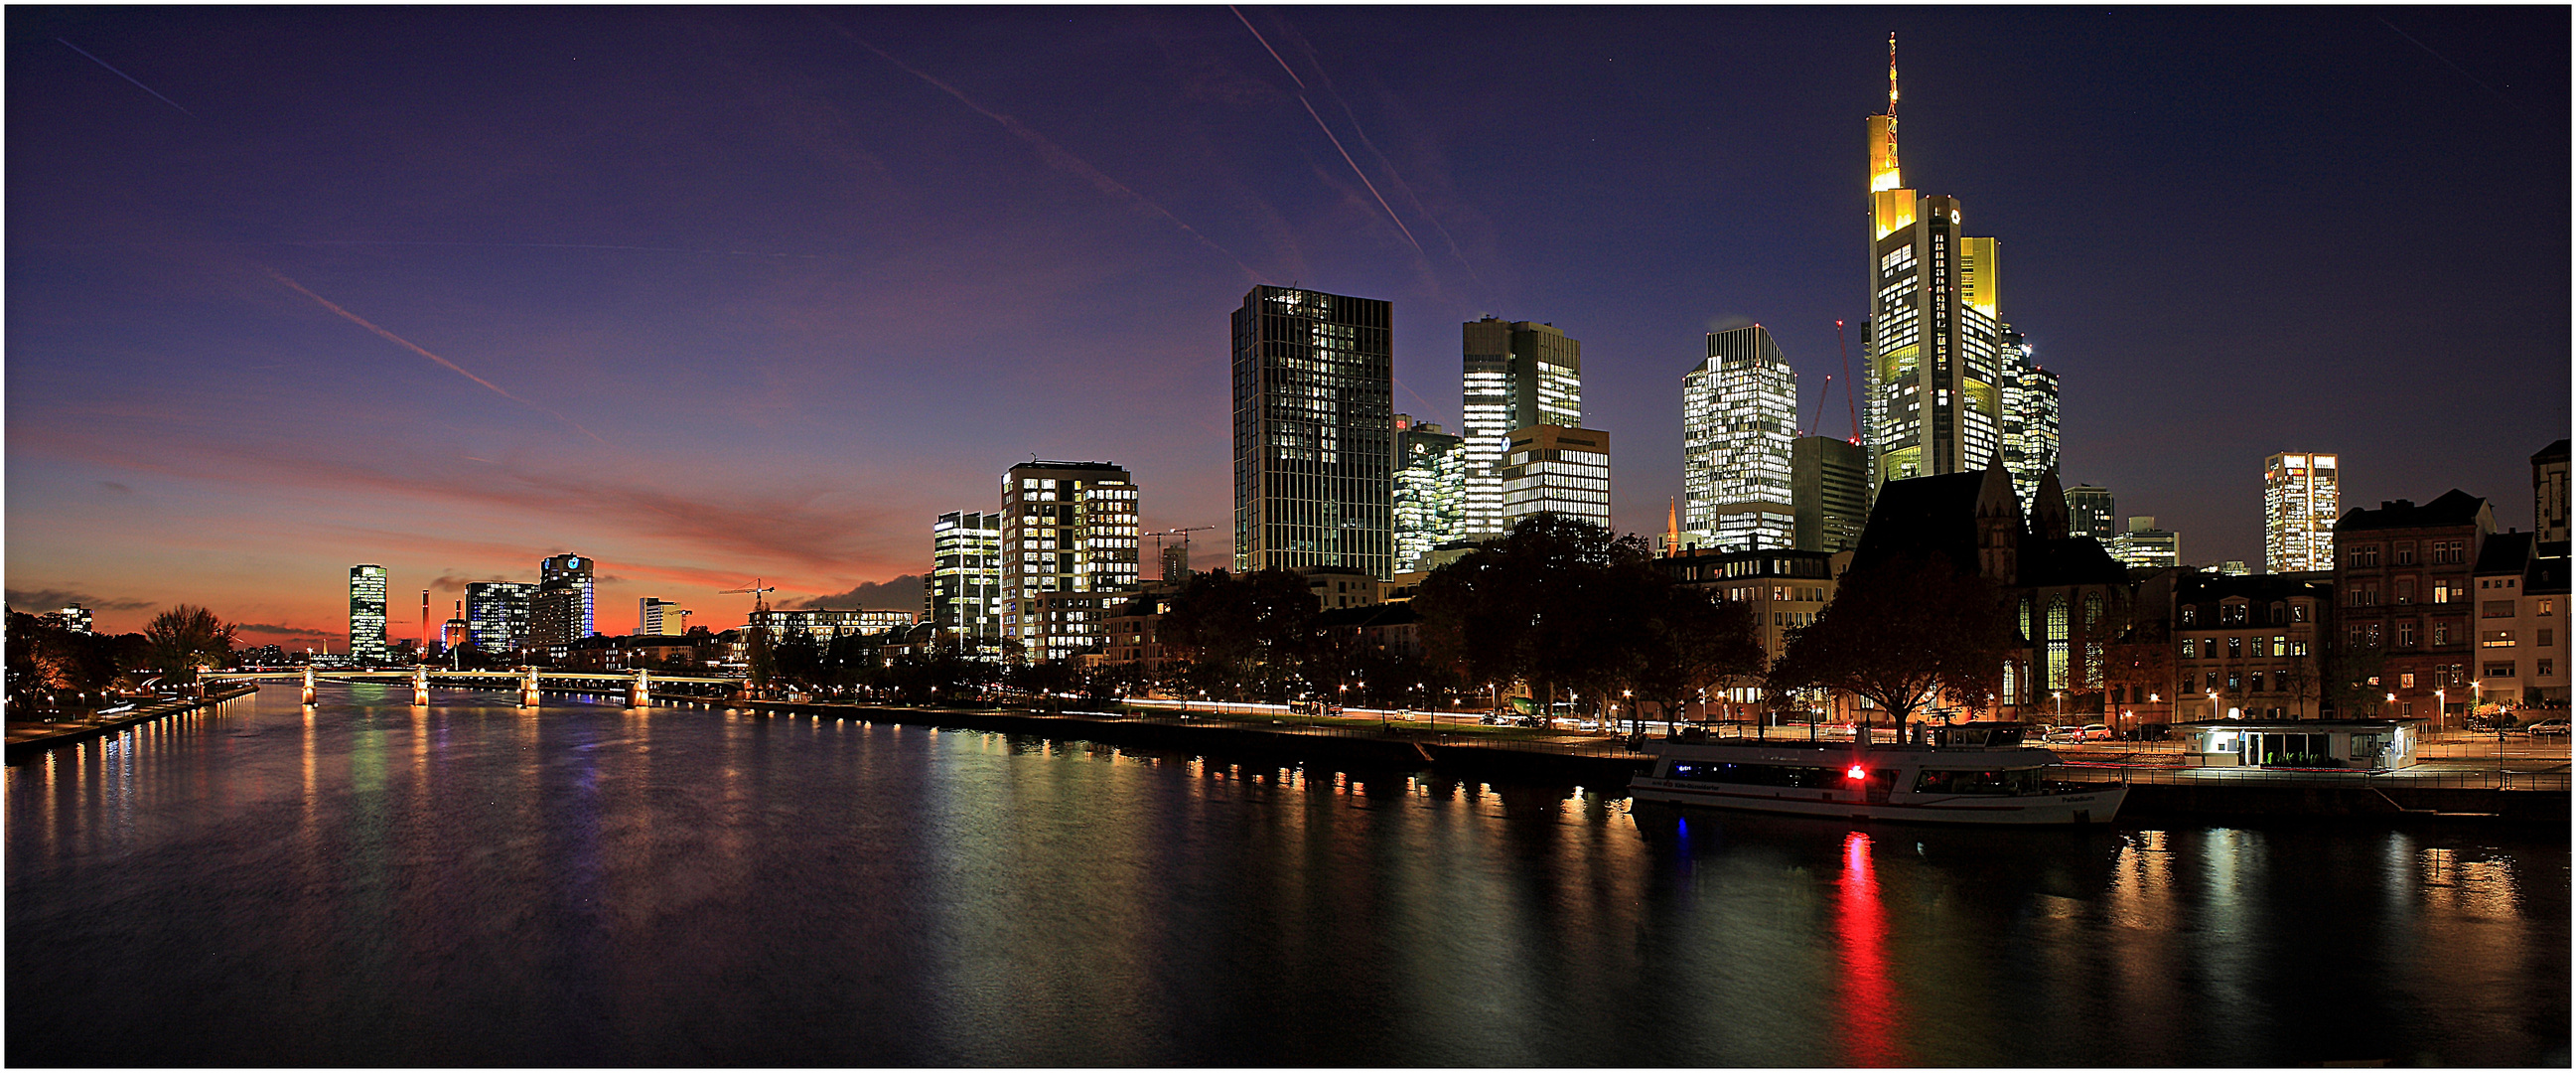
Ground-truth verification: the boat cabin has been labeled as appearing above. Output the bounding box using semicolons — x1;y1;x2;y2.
2175;718;2426;770
1916;721;2031;748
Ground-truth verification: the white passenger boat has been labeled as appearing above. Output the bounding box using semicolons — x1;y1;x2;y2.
1630;723;2127;825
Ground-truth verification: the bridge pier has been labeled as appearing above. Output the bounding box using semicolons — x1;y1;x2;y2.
302;667;317;705
520;668;541;707
411;667;430;705
629;671;650;708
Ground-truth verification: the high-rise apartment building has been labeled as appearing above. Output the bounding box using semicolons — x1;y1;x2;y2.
638;597;686;636
930;510;1005;659
2264;452;2341;573
1232;286;1395;576
1998;327;2060;510
1681;325;1796;550
1499;425;1611;530
1863;38;2014;492
1461;317;1581;536
2063;485;2116;542
466;581;534;654
349;564;388;664
2107;517;2179;569
2534;439;2569;543
53;605;92;635
1791;435;1869;553
1392;414;1468;571
1002;461;1139;663
530;553;595;648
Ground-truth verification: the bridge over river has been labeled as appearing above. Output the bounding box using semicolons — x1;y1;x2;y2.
204;668;740;707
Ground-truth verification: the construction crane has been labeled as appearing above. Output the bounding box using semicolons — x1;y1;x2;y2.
1147;526;1216;580
718;579;777;621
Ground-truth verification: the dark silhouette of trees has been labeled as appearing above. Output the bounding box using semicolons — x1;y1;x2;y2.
1770;552;2018;728
1414;513;1757;728
1158;568;1316;701
141;605;237;686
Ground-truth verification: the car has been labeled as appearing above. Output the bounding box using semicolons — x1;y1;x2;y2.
2077;723;2111;740
2526;719;2569;738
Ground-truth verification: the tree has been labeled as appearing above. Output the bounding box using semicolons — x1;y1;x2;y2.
141;605;238;686
1157;569;1316;700
1770;553;2018;730
1630;584;1765;734
1414;513;1657;717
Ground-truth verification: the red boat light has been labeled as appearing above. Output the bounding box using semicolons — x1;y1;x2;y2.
1846;764;1868;781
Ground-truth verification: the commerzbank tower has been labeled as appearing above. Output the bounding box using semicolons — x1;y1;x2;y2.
1862;36;2059;508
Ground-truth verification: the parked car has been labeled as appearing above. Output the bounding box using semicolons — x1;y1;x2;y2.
2077;723;2111;740
2041;725;2083;744
2526;719;2569;738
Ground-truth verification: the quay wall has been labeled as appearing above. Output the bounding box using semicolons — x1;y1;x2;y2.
2123;781;2566;824
5;685;260;763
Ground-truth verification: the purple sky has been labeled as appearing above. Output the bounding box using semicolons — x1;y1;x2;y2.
9;7;2567;643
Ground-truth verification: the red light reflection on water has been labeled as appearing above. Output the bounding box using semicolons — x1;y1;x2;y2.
1834;830;1908;1066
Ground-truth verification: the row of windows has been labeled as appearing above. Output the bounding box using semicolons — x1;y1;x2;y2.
2182;636;2312;660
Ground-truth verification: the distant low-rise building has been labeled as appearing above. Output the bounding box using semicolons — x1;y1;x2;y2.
2108;517;2179;569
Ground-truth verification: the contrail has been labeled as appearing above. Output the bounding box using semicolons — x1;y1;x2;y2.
266;269;610;446
1229;7;1428;263
817;16;1265;284
1282;21;1490;292
2374;16;2532;117
57;38;193;115
284;239;822;259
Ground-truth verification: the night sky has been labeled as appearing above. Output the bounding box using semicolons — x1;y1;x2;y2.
9;6;2567;646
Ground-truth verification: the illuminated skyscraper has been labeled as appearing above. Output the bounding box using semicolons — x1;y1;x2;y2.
1003;461;1139;663
1864;36;2011;491
1499;425;1611;530
2264;452;2341;573
530;553;594;648
1998;326;2060;510
1392;414;1468;570
1232;286;1394;576
638;597;686;636
349;564;388;663
466;581;534;653
1681;325;1796;550
930;509;1004;659
1461;317;1580;537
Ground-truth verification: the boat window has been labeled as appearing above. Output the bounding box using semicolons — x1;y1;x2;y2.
1670;762;1835;789
1916;769;2040;795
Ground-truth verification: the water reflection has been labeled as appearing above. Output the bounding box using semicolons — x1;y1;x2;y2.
5;686;2568;1067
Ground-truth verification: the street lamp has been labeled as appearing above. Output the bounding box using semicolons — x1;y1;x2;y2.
2054;690;2065;724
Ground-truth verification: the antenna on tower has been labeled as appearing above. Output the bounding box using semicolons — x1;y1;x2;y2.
1834;319;1861;442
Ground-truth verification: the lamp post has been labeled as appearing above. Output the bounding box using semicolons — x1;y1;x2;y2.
2054;690;2065;726
2437;688;2447;736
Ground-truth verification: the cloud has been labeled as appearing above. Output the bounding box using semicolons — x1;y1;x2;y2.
236;622;330;639
787;574;924;611
98;481;132;494
6;588;154;612
427;572;518;592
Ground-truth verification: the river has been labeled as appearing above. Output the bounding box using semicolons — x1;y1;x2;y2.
7;685;2567;1065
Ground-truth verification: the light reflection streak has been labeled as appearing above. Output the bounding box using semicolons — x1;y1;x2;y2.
1834;830;1907;1066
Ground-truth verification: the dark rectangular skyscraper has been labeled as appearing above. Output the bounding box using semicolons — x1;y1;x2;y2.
1791;435;1869;553
1232;286;1395;577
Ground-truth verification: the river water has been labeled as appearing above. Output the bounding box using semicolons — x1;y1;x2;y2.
8;686;2568;1066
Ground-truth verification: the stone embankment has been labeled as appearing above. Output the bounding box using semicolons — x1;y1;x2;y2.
4;685;260;763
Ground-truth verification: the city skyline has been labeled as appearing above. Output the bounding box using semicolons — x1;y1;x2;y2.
9;8;2566;642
